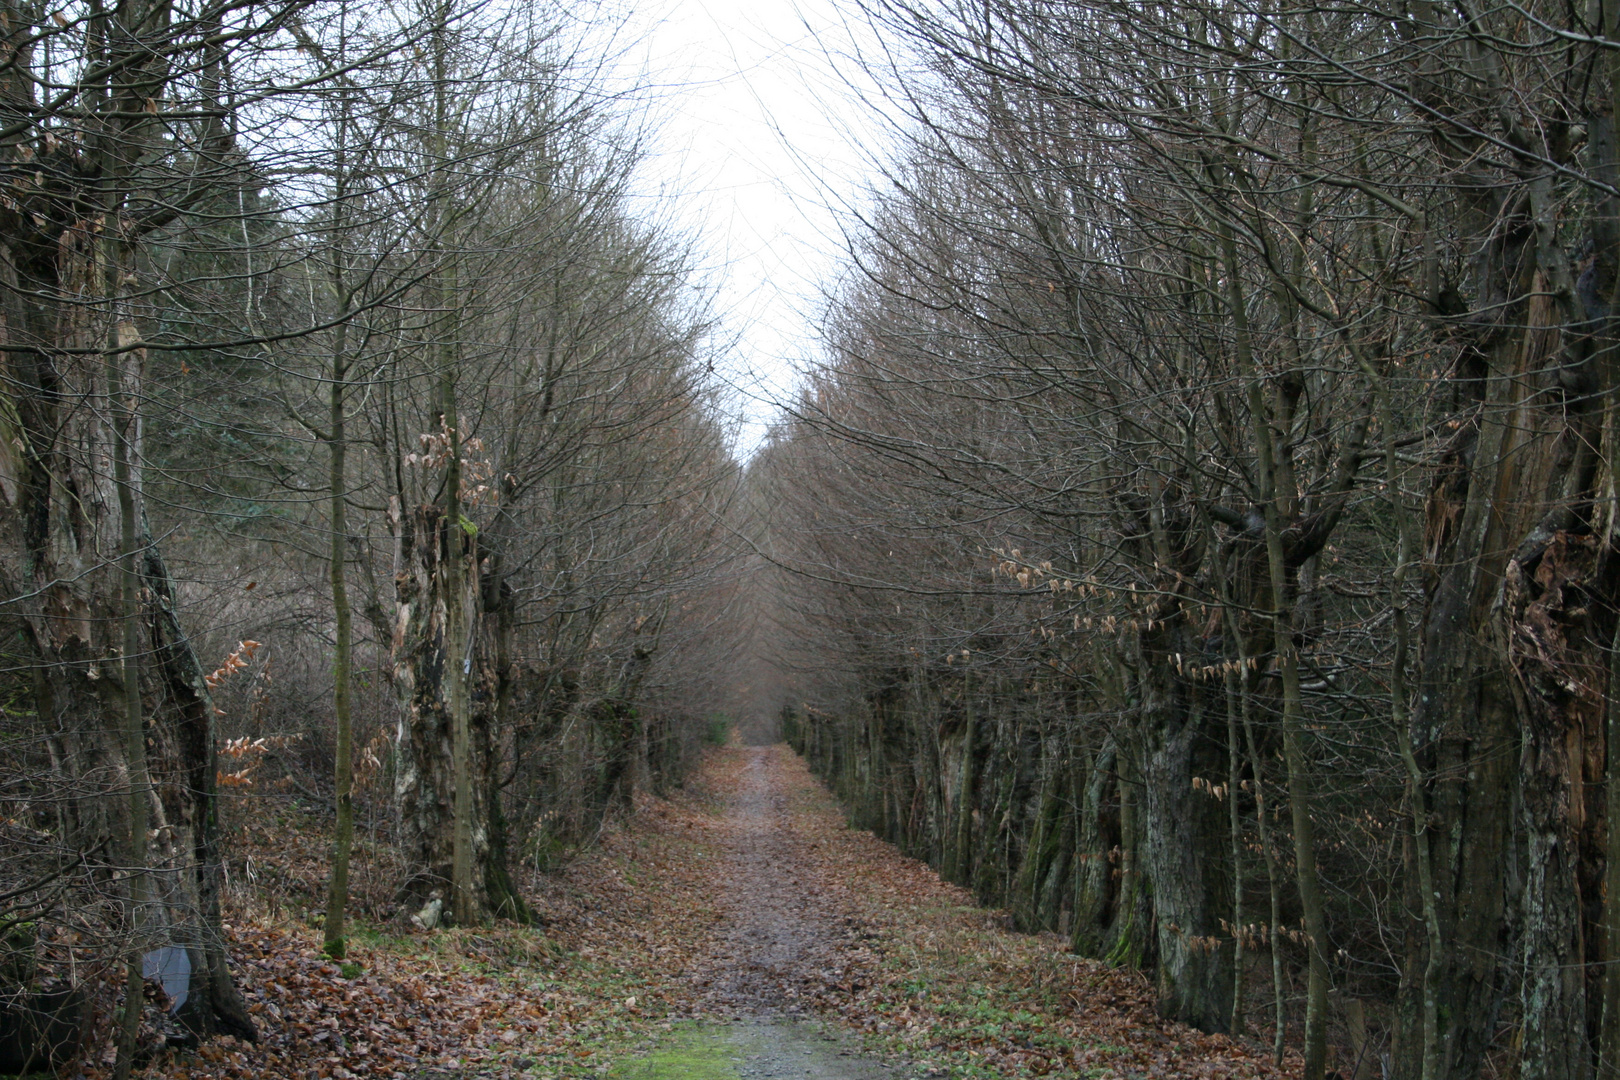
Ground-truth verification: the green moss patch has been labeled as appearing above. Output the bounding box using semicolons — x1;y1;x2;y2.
606;1023;743;1080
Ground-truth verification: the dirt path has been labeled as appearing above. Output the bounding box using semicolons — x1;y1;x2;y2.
692;747;856;1012
596;745;1294;1080
177;744;1296;1080
616;746;899;1079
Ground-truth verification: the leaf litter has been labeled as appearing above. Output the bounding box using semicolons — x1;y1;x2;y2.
131;746;1297;1079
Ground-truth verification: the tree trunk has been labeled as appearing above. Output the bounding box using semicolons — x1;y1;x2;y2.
0;203;254;1044
1507;529;1608;1080
110;304;148;1080
1012;746;1064;932
948;669;976;886
479;553;532;924
1070;740;1118;958
141;530;258;1043
1037;751;1077;931
392;502;492;917
1138;684;1232;1033
323;318;354;959
1107;748;1153;971
1397;281;1585;1079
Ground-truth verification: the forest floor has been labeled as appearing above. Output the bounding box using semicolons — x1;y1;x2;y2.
138;745;1299;1080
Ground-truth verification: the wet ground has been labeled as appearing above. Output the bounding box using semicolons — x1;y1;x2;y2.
611;1018;896;1080
610;748;909;1080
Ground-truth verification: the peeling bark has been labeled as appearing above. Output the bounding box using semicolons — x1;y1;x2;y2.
1508;531;1611;1080
391;503;493;915
0;228;254;1042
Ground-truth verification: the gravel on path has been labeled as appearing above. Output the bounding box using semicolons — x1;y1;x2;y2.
612;746;910;1080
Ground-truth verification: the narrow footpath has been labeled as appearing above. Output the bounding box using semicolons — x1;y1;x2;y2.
687;747;885;1014
157;745;1298;1080
606;747;897;1078
554;745;1294;1080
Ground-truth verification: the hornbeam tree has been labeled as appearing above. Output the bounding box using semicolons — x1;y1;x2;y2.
0;0;322;1046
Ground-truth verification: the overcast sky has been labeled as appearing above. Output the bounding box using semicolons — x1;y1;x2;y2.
601;0;894;457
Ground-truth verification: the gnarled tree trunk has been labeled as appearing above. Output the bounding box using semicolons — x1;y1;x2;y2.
0;228;254;1042
392;503;493;916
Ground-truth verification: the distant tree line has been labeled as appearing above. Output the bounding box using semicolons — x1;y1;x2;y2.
756;0;1620;1077
0;0;742;1072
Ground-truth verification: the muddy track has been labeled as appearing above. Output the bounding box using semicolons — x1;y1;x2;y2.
634;746;900;1079
691;746;852;1012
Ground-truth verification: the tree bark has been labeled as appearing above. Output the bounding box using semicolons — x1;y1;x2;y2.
392;502;492;917
0;196;255;1047
1137;682;1231;1033
1507;529;1607;1080
323;314;354;958
1069;740;1118;958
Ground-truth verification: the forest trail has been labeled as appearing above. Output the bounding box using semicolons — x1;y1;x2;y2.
156;746;1295;1080
686;747;883;1012
604;746;897;1077
587;746;1293;1080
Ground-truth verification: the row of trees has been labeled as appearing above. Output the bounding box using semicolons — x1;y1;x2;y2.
757;0;1620;1077
0;0;742;1071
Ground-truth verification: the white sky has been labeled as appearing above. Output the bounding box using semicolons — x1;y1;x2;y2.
601;0;894;457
